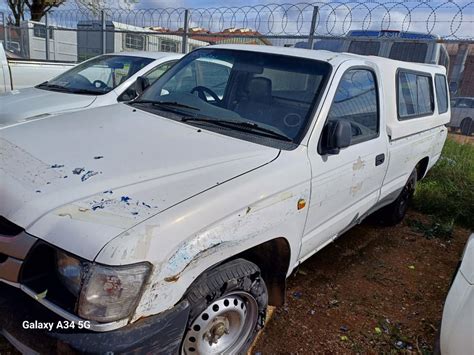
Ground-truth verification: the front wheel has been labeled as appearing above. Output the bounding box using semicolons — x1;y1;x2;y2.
181;259;268;355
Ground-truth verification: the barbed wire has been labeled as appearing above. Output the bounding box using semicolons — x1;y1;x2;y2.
2;1;473;40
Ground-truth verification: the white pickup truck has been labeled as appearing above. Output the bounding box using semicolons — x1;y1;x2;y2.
0;43;74;93
0;45;449;354
0;51;182;126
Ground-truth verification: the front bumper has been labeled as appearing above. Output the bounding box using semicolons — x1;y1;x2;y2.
0;282;190;354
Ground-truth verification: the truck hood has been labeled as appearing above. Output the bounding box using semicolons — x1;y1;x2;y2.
0;104;278;260
0;87;96;126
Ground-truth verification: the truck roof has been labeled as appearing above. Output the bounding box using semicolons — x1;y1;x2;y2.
209;44;444;71
209;44;448;141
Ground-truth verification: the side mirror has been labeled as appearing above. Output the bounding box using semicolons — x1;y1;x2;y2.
320;119;352;155
135;76;150;96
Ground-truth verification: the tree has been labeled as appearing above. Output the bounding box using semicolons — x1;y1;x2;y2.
6;1;26;26
7;0;65;26
6;0;138;27
27;1;66;23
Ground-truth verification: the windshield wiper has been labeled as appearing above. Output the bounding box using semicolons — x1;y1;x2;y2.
37;82;67;91
37;82;102;95
131;100;200;111
181;117;293;142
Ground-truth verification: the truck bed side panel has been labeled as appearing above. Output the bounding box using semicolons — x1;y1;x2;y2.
380;126;447;202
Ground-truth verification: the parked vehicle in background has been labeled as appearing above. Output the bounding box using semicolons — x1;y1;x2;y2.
296;30;449;69
0;51;182;127
449;97;474;136
0;43;74;93
0;45;449;354
440;234;474;354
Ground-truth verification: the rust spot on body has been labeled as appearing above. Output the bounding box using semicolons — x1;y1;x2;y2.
352;157;366;171
164;274;180;283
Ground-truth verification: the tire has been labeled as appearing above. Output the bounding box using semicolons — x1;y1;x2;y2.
377;169;417;226
460;118;473;136
181;259;268;355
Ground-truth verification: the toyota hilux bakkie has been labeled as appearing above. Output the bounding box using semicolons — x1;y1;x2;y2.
0;44;449;354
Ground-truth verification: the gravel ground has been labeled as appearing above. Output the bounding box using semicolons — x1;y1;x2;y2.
252;210;470;354
1;210;469;354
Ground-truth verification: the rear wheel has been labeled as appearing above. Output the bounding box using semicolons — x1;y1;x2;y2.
377;169;417;226
181;259;268;355
460;118;473;136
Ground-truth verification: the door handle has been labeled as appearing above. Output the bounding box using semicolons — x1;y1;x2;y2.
375;153;385;166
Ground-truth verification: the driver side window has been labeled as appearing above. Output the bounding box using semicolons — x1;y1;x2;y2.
326;69;379;145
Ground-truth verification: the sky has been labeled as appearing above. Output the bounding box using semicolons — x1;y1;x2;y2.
1;0;472;39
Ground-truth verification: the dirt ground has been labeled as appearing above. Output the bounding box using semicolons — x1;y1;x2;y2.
0;210;470;354
252;210;470;354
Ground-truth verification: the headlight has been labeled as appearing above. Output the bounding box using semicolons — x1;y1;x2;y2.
78;263;151;322
56;251;86;296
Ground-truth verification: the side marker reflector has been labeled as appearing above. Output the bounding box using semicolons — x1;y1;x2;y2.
297;199;306;210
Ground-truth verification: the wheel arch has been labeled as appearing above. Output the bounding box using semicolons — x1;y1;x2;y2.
183;237;292;307
416;157;430;181
230;237;291;306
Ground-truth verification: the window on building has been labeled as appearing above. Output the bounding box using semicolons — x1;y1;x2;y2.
326;69;379;145
124;33;146;50
435;74;449;114
160;39;178;53
33;24;53;39
398;70;434;119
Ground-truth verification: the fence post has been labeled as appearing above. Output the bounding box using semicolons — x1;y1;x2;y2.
307;6;319;50
45;13;50;60
182;9;189;54
101;10;106;54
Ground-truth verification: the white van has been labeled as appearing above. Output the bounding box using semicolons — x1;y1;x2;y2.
0;45;449;354
296;30;450;69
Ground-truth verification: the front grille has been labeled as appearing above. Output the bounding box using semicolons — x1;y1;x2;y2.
0;216;23;236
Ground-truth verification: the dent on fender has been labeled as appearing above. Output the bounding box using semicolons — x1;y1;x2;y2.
130;185;309;320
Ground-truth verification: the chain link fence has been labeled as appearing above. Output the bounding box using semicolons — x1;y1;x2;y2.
0;1;473;97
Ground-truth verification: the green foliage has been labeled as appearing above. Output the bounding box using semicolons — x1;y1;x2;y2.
406;218;454;240
413;138;474;229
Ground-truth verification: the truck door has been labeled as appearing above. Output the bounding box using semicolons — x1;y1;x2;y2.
299;64;388;260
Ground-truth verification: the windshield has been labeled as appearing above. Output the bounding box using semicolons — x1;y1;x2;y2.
136;49;331;147
38;55;154;95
